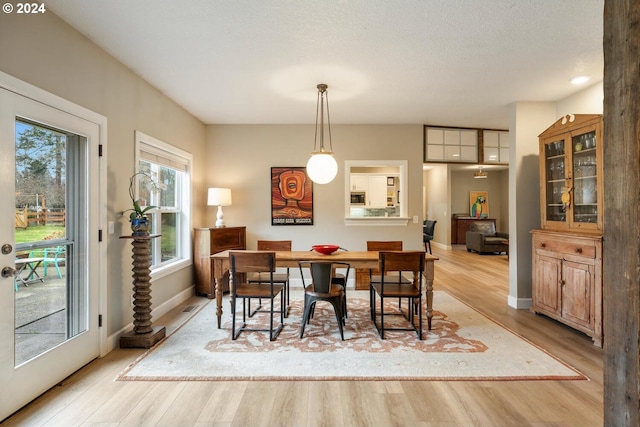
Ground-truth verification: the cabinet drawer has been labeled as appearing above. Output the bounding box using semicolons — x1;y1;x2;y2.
211;228;245;250
534;238;596;259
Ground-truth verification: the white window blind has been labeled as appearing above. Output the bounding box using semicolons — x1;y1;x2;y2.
139;141;188;172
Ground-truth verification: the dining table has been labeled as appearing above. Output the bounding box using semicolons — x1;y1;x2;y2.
210;250;439;330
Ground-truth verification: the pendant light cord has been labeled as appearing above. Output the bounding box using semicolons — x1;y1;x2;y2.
313;84;333;153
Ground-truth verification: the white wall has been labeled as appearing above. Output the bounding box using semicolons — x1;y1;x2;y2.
508;102;556;308
206;125;425;252
423;165;449;246
557;82;604;115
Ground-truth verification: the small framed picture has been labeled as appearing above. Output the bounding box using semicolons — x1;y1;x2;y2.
469;190;489;218
387;177;395;186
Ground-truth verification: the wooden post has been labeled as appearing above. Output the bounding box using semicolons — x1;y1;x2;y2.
603;1;640;425
119;234;166;348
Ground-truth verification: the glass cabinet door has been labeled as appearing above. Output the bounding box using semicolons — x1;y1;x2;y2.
544;138;566;223
571;130;598;224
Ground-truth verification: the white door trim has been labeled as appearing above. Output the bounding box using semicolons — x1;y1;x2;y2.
0;70;108;357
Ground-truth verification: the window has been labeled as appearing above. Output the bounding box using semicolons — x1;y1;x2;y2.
344;160;409;226
483;130;510;164
424;126;478;162
135;131;192;276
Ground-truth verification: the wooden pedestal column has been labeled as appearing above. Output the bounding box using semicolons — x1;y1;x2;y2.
119;234;165;348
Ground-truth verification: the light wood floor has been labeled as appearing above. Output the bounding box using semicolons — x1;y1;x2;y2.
2;246;603;427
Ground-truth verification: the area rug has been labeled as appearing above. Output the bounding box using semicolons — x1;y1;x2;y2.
117;291;586;381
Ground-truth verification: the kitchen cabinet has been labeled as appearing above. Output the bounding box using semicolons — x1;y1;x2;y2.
350;175;368;191
349;174;393;207
193;226;246;298
367;175;388;207
532;114;603;347
531;230;602;346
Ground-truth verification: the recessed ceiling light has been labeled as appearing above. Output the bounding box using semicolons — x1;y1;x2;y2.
570;76;590;85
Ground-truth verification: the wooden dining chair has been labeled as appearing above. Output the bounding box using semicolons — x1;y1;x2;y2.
370;251;425;340
230;251;284;341
299;260;350;340
367;241;412;285
247;240;292;317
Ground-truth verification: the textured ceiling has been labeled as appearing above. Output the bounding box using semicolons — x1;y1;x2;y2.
46;0;604;129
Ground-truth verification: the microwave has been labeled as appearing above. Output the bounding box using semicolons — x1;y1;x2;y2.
350;192;366;205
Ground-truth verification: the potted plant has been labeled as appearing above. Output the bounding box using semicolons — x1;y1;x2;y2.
122;170;163;235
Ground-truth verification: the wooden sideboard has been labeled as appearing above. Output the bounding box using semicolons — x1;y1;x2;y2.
193;226;246;298
531;230;602;347
451;216;496;244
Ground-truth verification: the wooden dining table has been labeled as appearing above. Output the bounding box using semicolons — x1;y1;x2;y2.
210;250;439;329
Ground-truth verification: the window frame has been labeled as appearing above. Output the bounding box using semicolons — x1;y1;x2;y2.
424;126;478;163
343;160;409;226
134;131;192;278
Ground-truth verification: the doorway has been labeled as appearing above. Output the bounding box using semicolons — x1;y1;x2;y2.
0;80;105;421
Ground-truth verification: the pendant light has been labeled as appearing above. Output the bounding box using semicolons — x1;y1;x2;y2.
474;167;488;179
306;83;338;184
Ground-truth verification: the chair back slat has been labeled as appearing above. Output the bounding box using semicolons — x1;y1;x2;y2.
230;251;275;274
367;240;403;251
257;240;292;251
299;261;351;293
310;262;333;293
379;251;424;272
367;241;403;275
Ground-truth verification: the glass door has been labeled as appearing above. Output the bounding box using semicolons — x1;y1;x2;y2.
543;138;567;224
571;130;598;225
0;86;101;421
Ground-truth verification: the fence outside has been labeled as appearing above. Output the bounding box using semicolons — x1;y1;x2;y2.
15;208;66;228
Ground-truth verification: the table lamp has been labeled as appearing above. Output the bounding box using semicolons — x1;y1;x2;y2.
208;187;232;227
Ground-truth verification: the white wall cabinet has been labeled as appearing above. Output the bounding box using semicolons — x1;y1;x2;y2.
350;174;392;207
350;175;368;191
367;175;388;207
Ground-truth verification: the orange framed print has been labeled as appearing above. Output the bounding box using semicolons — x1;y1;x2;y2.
271;167;313;225
469;191;489;219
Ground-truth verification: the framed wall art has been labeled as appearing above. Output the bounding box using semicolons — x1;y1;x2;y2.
469;190;489;219
271;167;313;225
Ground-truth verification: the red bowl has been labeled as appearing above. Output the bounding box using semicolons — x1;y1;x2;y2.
312;244;340;255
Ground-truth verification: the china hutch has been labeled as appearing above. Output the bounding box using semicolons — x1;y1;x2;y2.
531;114;603;347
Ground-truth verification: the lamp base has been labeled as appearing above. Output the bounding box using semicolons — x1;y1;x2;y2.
215;205;226;227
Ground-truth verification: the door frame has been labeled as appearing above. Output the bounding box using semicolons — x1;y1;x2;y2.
0;70;108;357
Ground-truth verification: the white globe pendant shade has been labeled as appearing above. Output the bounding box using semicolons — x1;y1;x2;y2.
306;152;338;184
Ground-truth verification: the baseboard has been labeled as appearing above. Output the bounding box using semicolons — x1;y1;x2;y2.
431;241;451;251
508;295;532;310
105;286;195;353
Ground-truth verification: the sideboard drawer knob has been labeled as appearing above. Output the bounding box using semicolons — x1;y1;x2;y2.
575;247;583;253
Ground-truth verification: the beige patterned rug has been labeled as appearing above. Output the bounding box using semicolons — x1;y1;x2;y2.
117;291;587;381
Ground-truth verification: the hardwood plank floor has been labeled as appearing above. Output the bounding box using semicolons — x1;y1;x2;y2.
1;246;603;427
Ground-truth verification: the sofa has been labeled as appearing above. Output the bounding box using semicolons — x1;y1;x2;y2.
465;221;509;255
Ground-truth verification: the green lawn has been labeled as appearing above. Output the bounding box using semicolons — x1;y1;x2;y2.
15;225;65;244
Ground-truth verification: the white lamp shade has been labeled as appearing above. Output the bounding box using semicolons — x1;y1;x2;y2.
207;187;232;206
306;153;338;184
